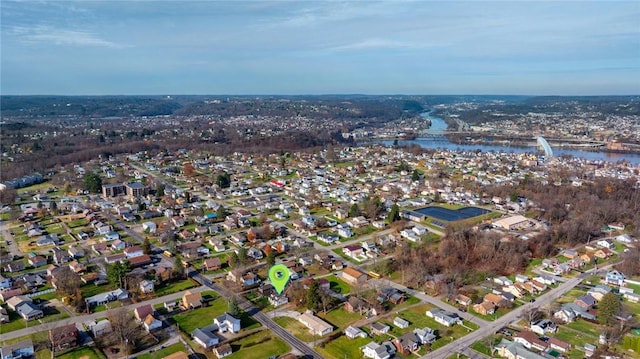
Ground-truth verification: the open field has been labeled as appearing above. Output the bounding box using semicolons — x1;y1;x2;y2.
226;330;290;359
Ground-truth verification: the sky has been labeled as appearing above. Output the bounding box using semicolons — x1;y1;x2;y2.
1;1;639;95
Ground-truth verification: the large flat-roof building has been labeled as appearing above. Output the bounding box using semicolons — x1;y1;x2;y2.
493;215;531;230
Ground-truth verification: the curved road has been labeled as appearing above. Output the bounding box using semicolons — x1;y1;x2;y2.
189;271;323;359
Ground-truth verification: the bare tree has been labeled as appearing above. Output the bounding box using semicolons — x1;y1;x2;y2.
108;308;141;351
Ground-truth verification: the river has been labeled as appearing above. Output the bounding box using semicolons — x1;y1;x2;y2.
380;112;640;166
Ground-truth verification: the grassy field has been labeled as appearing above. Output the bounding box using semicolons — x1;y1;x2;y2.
273;316;316;342
56;346;106;359
328;276;352;295
317;307;363;330
226;330;290;359
565;320;601;338
153;279;197;297
172;298;228;333
391;304;477;350
136;343;186;359
317;334;370;359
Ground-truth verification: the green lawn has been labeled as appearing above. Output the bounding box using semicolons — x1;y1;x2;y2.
393;304;477;350
317;334;370;359
66;218;89;228
554;327;594;348
136;343;186;359
172;298;228;333
329;276;352;295
56;346;106;359
565;320;601;339
81;282;117;299
153;279;197;297
226;330;290;359
273;316;316;342
317;307;362;330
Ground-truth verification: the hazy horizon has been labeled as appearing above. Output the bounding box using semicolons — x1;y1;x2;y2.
2;1;639;96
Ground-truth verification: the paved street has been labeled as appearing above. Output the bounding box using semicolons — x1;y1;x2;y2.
420;269;593;359
1;285;209;342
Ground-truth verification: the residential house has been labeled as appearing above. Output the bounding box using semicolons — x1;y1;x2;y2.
85;288;129;307
213;343;232;358
530;319;557;336
575;295;597;310
124;246;144;258
624;292;640;303
496;339;546;359
28;255;47;268
370;322;391;335
142;222;157;233
588;285;612;301
298;310;334;336
49;324;78;352
413;327;437;345
204;257;222;271
182;291;202;309
143;314;163;332
0;274;11;289
90;319;112;337
394;317;410;329
342;267;367;286
553;303;596;323
473;301;496;316
0;288;23;302
454;294;472;307
68;246;85;258
139;280;155;294
604;270;625;286
394;332;420;355
548;337;571;353
0;339;34;359
513;330;548;352
362;341;394;359
484;293;508;307
426;309;462;327
5;261;26;272
192;326;220;348
345;325;367;339
214;313;241;333
134;304;154;321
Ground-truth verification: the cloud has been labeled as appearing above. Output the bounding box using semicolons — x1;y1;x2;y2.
326;38;440;52
10;25;127;48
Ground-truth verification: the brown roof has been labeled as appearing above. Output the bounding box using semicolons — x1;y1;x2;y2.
205;257;221;268
343;267;365;279
183;291;202;306
144;314;157;325
134;304;154;320
128;254;152;267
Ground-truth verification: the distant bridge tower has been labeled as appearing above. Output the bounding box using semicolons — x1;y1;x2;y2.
536;136;553;157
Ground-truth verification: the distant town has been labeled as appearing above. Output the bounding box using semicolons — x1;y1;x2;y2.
1;95;640;359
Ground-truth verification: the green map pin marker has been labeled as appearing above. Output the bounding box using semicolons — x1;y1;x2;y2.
269;263;290;295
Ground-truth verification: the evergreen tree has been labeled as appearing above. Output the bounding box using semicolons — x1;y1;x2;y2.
83;172;103;193
349;203;361;218
156;183;165;197
216;172;232;188
599;292;621;325
411;169;422;181
142;237;152;254
228;296;241;317
306;280;321;311
387;204;401;223
107;261;132;288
